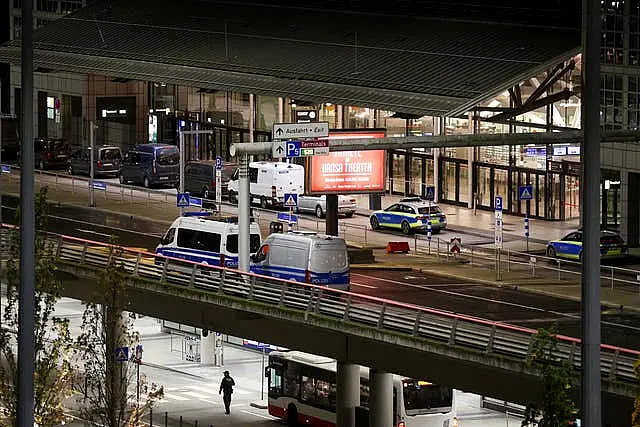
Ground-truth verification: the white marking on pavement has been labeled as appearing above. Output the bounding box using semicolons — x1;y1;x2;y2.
350;281;377;289
240;409;277;420
162;392;190;401
183;390;215;399
76;229;111;238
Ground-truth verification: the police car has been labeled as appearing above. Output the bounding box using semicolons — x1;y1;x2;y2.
369;197;447;235
546;230;627;261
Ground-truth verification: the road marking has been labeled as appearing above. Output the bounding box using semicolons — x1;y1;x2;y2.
350;281;377;289
240;409;277;420
162;392;190;401
182;390;214;399
76;229;111;238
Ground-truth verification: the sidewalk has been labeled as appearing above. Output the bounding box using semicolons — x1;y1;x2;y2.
352;193;578;243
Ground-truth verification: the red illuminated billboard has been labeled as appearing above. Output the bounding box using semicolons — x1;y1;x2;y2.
307;130;386;194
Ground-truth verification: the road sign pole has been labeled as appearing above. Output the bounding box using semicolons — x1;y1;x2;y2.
288;206;293;233
89;121;96;207
179;130;185;216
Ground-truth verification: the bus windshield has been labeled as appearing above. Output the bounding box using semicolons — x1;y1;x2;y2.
403;380;453;413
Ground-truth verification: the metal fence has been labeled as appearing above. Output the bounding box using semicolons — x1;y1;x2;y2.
3;228;635;388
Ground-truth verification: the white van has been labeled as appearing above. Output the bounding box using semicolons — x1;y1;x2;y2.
250;232;350;291
227;161;304;209
156;215;262;269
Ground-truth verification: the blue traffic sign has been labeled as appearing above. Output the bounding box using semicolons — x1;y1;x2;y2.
89;181;106;190
215;156;223;170
283;193;298;207
277;212;298;223
1;165;10;174
519;185;533;200
189;196;202;208
424;186;435;201
286;141;301;157
115;346;129;362
494;196;503;211
177;193;190;207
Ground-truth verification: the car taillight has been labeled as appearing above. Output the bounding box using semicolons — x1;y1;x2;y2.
97;161;102;168
397;422;406;427
272;185;277;198
416;215;427;220
305;270;311;283
47;152;53;159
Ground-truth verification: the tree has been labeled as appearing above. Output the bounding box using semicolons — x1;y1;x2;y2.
73;241;163;427
633;357;640;427
522;325;578;427
0;187;75;427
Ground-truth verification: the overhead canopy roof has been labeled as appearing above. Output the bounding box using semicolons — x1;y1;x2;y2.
0;0;581;116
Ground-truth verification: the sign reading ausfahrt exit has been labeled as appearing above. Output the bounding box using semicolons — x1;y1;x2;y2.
272;122;329;140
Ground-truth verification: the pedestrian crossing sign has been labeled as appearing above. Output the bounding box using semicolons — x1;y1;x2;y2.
284;193;298;207
424;186;435;201
518;185;533;200
177;192;190;207
115;346;129;362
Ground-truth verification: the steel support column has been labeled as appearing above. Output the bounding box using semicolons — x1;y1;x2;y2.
581;0;602;425
238;153;250;272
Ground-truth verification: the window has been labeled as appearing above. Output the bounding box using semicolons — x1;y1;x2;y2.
385;204;399;212
268;368;283;397
601;0;624;64
283;363;300;398
37;0;58;12
417;206;443;214
161;228;176;245
309;249;348;271
600;74;623;130
13;16;22;40
101;148;121;161
156;148;179;165
225;234;261;254
177;229;221;252
249;167;258;183
61;0;84;14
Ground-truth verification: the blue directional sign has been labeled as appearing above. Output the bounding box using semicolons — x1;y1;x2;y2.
277;212;298;223
115;346;129;362
177;193;190;207
189;196;203;208
89;181;107;190
286;141;301;158
519;185;533;200
283;193;298;207
1;165;10;174
424;186;435;201
494;196;503;211
215;156;223;170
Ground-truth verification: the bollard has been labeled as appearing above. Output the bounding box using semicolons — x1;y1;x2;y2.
557;259;561;280
414;234;417;252
179;416;183;427
150;408;153;426
165;411;168;427
611;266;614;292
195;420;198;427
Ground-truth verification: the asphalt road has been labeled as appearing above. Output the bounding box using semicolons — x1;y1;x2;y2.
351;269;640;350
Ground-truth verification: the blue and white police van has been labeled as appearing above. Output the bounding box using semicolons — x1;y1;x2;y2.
156;215;262;269
250;232;350;291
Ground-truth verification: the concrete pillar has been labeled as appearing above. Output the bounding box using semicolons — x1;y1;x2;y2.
620;170;629;244
467;146;474;209
369;369;394;427
326;195;339;236
277;97;284;123
337;105;344;129
368;108;375;128
336;362;360;427
433;116;444;202
200;330;223;366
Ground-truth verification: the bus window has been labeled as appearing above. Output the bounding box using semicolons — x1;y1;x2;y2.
268;367;283;397
360;380;370;407
402;380;453;413
284;363;300;398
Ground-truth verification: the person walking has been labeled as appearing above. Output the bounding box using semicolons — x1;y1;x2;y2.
219;370;235;415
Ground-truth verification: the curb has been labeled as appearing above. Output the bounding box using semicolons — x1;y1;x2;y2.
250;402;269;409
350;264;414;271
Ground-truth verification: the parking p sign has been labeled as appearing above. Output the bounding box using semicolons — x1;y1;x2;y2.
494;195;503;211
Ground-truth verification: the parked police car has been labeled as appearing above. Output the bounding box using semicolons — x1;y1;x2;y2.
546;230;627;261
369;197;447;235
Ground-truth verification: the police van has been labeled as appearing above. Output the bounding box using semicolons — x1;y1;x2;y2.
156;215;262;269
250;232;350;291
226;161;304;209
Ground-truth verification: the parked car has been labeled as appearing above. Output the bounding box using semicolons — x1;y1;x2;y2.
33;138;72;170
68;145;122;177
296;195;357;218
370;197;447;235
546;230;627;261
119;144;179;188
184;160;237;199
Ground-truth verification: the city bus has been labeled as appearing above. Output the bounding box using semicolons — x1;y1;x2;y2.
266;350;455;427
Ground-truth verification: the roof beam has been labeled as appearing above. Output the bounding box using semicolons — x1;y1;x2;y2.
482;89;573;123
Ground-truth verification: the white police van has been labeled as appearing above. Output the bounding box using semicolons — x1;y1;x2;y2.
250;232;350;291
156;215;262;268
226;161;304;209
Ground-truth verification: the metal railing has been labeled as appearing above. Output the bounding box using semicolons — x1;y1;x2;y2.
3;228;637;388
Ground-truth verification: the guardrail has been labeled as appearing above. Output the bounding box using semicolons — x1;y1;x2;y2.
3;165;640;295
2;227;637;389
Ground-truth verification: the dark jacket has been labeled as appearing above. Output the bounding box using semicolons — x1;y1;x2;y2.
220;376;235;395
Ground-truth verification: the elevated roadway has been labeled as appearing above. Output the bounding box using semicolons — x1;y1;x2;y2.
2;230;636;420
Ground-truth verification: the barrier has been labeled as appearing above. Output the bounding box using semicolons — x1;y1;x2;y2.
386;241;410;254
